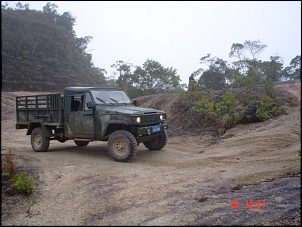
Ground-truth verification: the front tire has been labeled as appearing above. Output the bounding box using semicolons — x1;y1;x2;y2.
31;127;50;152
143;129;168;150
108;130;137;162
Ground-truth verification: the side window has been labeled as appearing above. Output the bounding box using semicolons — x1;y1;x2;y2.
71;93;84;112
84;92;92;110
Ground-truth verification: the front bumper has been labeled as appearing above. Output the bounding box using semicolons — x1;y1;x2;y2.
137;124;168;137
134;124;167;143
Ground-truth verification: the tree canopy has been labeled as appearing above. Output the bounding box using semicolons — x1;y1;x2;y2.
197;40;300;90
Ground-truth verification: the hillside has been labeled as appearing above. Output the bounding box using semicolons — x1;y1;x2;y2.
1;8;110;92
135;81;301;143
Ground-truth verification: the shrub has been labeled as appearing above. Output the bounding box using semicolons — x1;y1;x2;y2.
286;96;299;107
2;149;15;176
12;172;35;194
256;94;273;121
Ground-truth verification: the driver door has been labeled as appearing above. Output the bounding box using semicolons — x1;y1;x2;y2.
66;92;94;138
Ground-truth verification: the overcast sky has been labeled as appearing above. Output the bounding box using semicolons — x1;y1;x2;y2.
4;1;301;84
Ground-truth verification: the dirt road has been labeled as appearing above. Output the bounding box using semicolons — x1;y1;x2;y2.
1;82;301;226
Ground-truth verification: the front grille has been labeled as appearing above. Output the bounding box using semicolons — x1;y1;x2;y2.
142;114;160;124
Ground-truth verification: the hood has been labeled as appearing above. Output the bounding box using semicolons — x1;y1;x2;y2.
96;105;165;115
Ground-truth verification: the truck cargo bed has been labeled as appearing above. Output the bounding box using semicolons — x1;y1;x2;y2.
15;93;64;129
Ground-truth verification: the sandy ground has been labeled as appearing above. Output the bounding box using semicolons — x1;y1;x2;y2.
1;82;301;226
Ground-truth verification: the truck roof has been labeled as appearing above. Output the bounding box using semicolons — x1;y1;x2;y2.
64;87;124;93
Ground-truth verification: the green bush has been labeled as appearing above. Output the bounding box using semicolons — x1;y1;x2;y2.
264;78;277;98
194;96;216;116
221;91;238;112
12;172;35;194
256;94;273;121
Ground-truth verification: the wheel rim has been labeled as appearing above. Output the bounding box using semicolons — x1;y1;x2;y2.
112;137;129;156
33;134;42;149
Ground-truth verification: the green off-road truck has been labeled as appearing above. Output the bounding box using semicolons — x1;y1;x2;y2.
15;87;168;162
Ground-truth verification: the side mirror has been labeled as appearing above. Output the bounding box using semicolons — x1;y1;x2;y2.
133;100;138;106
86;101;94;109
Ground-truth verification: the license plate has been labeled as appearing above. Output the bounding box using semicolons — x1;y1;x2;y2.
152;125;161;133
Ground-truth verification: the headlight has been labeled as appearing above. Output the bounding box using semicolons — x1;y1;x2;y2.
132;116;141;123
160;114;165;120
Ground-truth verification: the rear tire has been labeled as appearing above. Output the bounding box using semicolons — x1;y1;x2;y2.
31;127;50;152
108;130;137;162
74;140;90;147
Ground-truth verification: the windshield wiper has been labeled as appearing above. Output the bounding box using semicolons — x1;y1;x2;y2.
109;98;118;103
96;97;106;103
109;98;127;106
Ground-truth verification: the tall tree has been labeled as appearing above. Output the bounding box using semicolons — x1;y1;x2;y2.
111;60;133;78
229;43;248;74
15;2;29;10
201;70;225;90
244;40;267;62
200;54;228;90
260;56;283;82
75;36;92;53
42;2;58;18
57;12;76;33
113;60;135;90
132;59;181;95
283;55;301;80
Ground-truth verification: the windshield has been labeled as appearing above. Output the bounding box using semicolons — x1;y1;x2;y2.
91;90;131;104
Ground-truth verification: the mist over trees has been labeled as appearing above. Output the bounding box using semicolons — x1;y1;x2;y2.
1;2;108;91
1;2;300;96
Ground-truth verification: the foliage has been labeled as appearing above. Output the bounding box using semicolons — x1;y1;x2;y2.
199;54;229;90
254;80;286;122
1;4;108;92
2;149;15;176
2;150;35;195
244;39;267;61
175;76;288;136
217;91;238;113
199;40;300;91
255;94;273;121
261;56;283;82
246;65;262;85
194;96;216;117
114;59;182;97
200;70;226;90
286;96;299;107
264;78;277;98
283;55;301;80
178;88;241;134
12;172;35;194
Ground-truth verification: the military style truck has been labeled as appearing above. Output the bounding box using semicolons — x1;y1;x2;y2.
15;87;168;162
